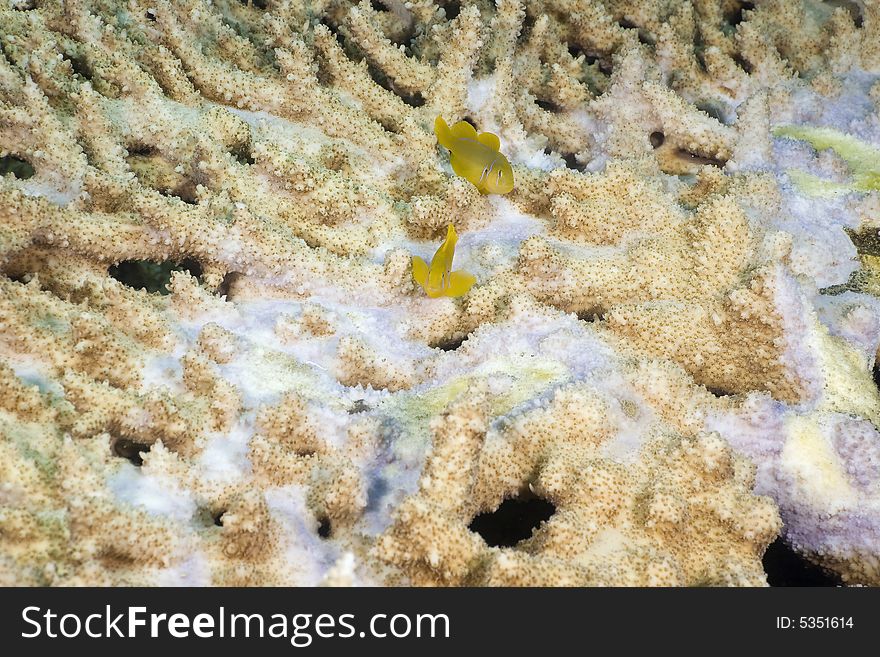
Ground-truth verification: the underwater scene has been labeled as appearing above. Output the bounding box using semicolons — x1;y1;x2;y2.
1;0;879;587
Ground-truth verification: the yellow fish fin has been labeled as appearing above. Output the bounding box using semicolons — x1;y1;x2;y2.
449;153;470;179
477;131;500;151
450;120;478;140
432;224;458;273
446;270;476;297
412;256;429;287
434;116;453;150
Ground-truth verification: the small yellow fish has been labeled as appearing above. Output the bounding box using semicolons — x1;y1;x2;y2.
412;224;476;298
435;116;514;194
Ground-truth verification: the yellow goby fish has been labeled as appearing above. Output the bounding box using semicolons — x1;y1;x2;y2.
434;116;514;195
412;224;476;298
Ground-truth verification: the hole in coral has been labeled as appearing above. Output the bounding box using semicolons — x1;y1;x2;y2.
577;307;605;323
762;538;842;586
617;18;655;45
109;258;203;294
706;386;734;398
317;516;332;539
732;53;754;74
727;1;755;27
216;271;241;298
441;0;461;20
675;149;725;168
433;334;467;351
370;0;390;11
145;8;156;21
696;102;730;125
127;143;156;157
0;155;35;179
649;131;665;149
238;0;268;9
213;511;226;527
63;53;93;81
825;0;863;27
561;152;585;171
231;143;255;166
364;61;426;108
535;98;561;113
348;399;371;414
112;437;151;467
469;490;556;548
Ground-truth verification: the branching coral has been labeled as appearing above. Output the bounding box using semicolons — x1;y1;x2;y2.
2;0;880;586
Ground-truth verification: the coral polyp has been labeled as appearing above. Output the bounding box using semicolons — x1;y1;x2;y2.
1;0;879;587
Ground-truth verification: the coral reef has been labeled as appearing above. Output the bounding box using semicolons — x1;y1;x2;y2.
1;0;879;586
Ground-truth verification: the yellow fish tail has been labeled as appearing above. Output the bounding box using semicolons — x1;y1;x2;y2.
446;271;476;297
412;256;429;287
434;116;453;150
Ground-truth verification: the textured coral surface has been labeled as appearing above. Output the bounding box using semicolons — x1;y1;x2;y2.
1;0;879;586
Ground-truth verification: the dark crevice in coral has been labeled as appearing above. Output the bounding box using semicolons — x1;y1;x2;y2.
469;490;556;548
617;18;654;46
577;308;605;323
825;0;863;28
650;131;665;148
763;538;842;586
213;511;226;527
317;516;332;539
561;152;585;171
441;0;461;20
706;386;734;398
109;258;203;294
872;362;880;391
216;271;241;298
370;0;390;11
64;53;93;81
732;53;754;74
112;437;151;466
364;60;425;108
675;149;725;168
727;1;755;27
434;334;467;351
231;143;256;165
145;8;156;21
0;155;35;179
348;399;370;414
238;0;268;9
535;98;561;113
127;143;156;157
696;102;729;124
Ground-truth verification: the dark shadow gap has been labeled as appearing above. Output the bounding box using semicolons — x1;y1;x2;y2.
216;271;241;298
469;490;556;548
213;511;226;527
64;53;93;81
535;98;561;113
112;437;151;467
348;399;370;414
441;0;461;20
675;149;725;168
706;386;733;398
732;53;754;74
727;1;755;27
0;155;35;179
433;334;467;351
317;516;332;539
109;258;203;294
763;538;842;586
577;308;605;323
650;131;665;148
561;152;585;171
